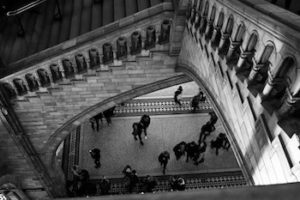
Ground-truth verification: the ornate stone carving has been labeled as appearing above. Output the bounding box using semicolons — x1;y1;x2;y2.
102;43;114;64
145;26;156;50
25;73;39;91
62;59;75;78
2;83;17;99
89;49;100;68
159;20;171;44
130;32;142;55
75;54;87;73
116;37;128;59
50;64;63;83
13;78;27;95
37;69;51;87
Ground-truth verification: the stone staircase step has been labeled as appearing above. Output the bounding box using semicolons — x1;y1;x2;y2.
80;0;93;35
91;0;103;29
125;0;138;16
69;0;83;39
114;0;125;21
102;0;114;25
150;0;162;7
36;0;57;52
138;0;150;11
58;0;75;43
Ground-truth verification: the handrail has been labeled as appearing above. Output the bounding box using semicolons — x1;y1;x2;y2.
4;0;47;16
1;2;174;78
56;182;300;200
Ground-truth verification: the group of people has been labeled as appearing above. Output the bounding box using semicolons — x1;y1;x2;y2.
173;85;206;112
72;87;231;195
89;106;116;132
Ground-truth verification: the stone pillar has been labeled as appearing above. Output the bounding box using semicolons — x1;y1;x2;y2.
278;89;299;117
218;32;230;51
198;16;207;35
226;40;241;60
236;48;252;69
210;27;221;48
248;59;264;82
204;21;213;41
192;12;200;36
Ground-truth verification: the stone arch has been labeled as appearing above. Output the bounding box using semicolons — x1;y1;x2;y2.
234;23;246;42
62;59;75;79
267;57;296;99
176;63;252;184
12;78;27;96
75;54;87;73
37;68;51;87
41;75;192;184
50;64;63;83
88;48;100;69
245;31;259;52
216;11;224;28
204;4;216;41
1;83;17;99
202;1;209;16
25;73;39;92
224;15;234;34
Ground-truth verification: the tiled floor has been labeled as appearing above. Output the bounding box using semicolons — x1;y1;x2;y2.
77;82;240;179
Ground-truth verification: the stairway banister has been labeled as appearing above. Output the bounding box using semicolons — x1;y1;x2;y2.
0;2;174;78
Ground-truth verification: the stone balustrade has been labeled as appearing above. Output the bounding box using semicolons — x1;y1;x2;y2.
0;19;172;99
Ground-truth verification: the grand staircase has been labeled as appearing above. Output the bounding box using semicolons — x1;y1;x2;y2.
0;0;172;65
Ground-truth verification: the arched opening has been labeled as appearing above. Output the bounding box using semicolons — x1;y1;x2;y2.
211;11;224;49
25;73;39;92
236;32;258;79
62;59;75;79
75;54;88;73
89;48;100;69
205;5;216;41
219;15;234;56
42;74;247;197
226;23;246;65
37;68;51;87
198;1;209;34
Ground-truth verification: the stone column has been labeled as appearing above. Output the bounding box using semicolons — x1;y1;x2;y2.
248;59;264;82
218;32;230;50
236;48;252;69
204;21;213;41
192;12;200;36
278;89;299;117
210;27;221;48
198;16;207;35
226;40;240;60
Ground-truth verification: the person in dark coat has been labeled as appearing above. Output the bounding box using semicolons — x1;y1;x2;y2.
139;114;151;137
128;170;139;193
173;141;186;160
142;175;157;193
89;117;96;131
122;165;132;177
103;106;115;125
99;176;111;195
94;112;104;131
89;148;101;168
185;141;198;163
194;141;207;165
158;151;170;174
208;111;218;130
174;86;183;106
220;133;230;150
199;121;214;143
210;134;224;155
132;122;144;145
191;93;201;112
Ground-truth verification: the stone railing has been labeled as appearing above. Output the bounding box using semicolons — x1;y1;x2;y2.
183;0;300;185
0;10;174;100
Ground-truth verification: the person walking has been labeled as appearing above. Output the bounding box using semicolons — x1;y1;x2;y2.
173;141;186;160
132;122;144;145
185;141;198;163
140;114;151;137
89;148;101;168
158;151;170;174
199;121;214;143
174;86;183;106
